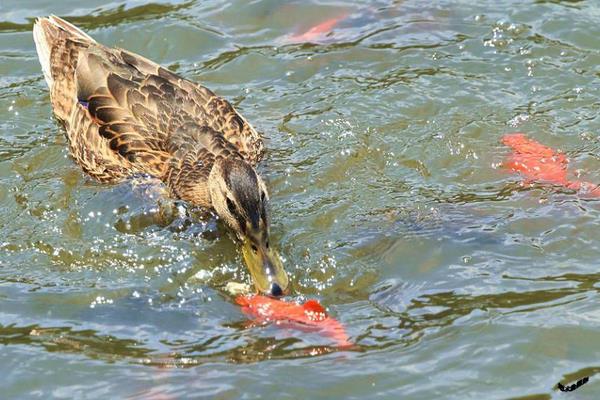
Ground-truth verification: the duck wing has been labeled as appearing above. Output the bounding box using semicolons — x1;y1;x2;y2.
80;47;265;166
33;16;264;187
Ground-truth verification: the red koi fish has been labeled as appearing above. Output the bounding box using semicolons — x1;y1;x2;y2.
287;14;348;43
235;295;351;348
502;133;600;196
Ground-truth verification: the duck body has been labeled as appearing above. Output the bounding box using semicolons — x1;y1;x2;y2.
33;16;289;296
33;16;262;206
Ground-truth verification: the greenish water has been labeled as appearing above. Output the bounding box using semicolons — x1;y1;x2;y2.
2;0;600;398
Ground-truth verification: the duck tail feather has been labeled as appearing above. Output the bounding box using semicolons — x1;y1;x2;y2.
32;16;95;89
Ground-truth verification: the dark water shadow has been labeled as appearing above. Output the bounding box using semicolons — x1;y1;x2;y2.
0;319;358;369
366;270;600;350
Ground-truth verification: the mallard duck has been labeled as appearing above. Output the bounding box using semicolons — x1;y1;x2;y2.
33;16;288;296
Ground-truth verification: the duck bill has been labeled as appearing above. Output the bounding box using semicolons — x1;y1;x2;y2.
241;240;289;296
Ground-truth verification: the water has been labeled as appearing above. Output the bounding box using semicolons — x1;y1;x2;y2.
2;0;600;398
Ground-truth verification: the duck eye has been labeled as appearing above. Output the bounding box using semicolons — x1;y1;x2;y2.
266;240;270;249
261;191;266;202
226;198;236;214
251;244;258;253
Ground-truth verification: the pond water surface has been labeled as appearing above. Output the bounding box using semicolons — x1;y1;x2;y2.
2;0;600;398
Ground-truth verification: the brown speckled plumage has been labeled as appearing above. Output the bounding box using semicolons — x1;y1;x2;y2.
33;16;264;207
34;16;291;295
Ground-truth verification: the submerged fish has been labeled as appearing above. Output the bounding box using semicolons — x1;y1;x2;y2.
287;14;348;43
502;133;600;196
235;295;352;348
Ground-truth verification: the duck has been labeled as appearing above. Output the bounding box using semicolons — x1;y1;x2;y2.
33;15;288;296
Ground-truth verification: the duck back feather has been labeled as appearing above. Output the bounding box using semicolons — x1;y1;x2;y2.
32;16;264;206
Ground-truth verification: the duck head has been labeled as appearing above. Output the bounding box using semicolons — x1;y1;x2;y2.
208;157;289;296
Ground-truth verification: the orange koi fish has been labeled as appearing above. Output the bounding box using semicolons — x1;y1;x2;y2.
235;295;351;348
502;133;600;196
288;14;348;43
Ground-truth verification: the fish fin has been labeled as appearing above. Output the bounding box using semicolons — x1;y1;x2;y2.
235;295;252;307
303;299;326;315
